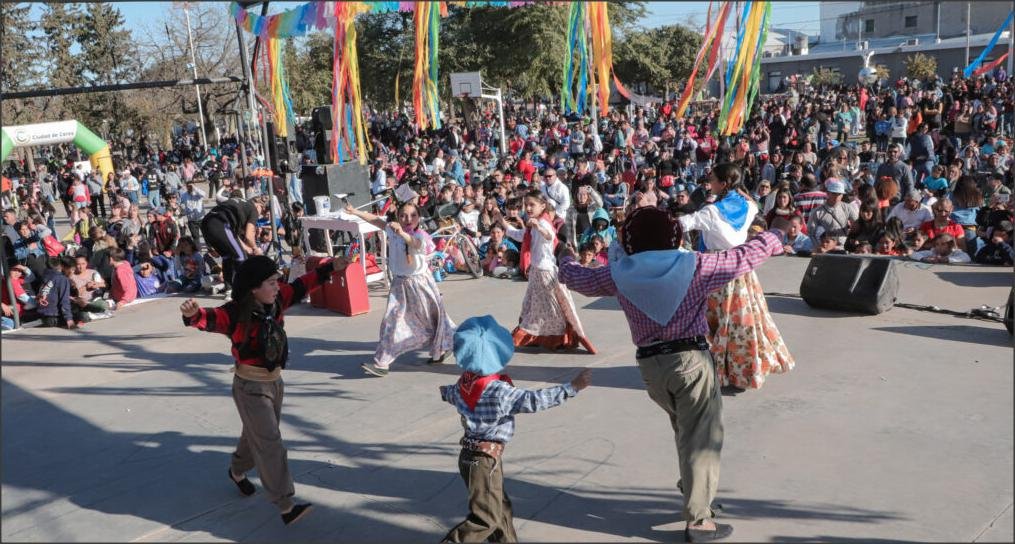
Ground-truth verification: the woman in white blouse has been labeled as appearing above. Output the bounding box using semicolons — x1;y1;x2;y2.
678;163;795;392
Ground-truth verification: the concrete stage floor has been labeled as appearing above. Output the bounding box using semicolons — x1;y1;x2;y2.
2;256;1012;542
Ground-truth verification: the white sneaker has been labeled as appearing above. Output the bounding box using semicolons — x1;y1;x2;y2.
91;311;114;321
223;289;232;302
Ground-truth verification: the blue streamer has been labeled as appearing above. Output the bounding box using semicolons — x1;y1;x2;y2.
964;10;1014;77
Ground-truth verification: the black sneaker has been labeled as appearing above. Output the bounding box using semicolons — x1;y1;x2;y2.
427;351;450;365
228;468;256;496
684;522;733;542
281;503;313;526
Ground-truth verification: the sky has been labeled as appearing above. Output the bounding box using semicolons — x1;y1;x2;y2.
104;1;825;41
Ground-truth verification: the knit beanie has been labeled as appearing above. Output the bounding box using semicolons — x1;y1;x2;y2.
232;256;279;301
454;315;514;376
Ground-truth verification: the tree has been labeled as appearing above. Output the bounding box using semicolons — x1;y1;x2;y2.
614;24;701;94
874;64;890;82
810;67;843;88
37;3;88;121
0;2;44;125
76;3;142;136
905;53;937;81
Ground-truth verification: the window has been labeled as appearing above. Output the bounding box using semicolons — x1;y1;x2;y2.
864;19;875;33
905;15;917;28
768;71;782;93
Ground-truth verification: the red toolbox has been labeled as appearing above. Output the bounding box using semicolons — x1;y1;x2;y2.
325;259;370;316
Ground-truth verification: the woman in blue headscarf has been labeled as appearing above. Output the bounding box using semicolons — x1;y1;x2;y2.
678;163;794;392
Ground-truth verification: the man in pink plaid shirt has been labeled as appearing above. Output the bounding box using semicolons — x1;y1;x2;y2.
559;206;791;543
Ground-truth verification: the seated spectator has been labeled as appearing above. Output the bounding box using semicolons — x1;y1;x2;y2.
814;231;846;254
792;173;826;221
920;199;967;252
577;243;604;268
109;247;137;308
845;239;873;254
1;264;38;322
168;237;203;294
10;220;47;283
68;254;112;321
782;215;813;256
37;256;79;329
875;230;910;256
910;233;971;264
974;220;1014;265
887;191;934;233
479;224;519;276
134;260;166;298
848;202;884;244
579;207;617;247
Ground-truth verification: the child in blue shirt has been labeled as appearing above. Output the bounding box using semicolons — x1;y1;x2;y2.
439;315;591;542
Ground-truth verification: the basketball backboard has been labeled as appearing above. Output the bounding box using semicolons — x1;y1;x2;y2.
450;71;483;98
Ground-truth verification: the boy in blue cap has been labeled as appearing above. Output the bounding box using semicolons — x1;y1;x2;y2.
439;315;592;543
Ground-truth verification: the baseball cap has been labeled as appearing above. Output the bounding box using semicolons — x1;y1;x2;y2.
825;179;846;194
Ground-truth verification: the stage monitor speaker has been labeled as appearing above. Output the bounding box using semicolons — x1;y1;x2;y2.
311;106;333;164
300;162;371;215
799;254;899;315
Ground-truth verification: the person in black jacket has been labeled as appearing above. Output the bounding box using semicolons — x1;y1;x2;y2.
38;256;79;329
200;195;263;296
180;255;349;526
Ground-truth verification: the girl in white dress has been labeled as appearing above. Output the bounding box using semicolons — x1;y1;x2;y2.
501;190;595;353
344;202;456;377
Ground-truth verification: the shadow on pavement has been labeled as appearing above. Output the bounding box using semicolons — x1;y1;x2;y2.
934;270;1013;288
872;324;1012;348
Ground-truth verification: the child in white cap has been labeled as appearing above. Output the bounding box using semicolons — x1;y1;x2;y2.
439;315;591;542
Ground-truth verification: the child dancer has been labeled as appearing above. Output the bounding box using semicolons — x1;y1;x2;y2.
344;201;456;376
180;255;347;525
678;163;794;392
500;190;596;353
439;315;591;543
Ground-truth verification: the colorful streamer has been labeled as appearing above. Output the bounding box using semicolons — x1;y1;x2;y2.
267;38;297;137
412;1;447;131
974;52;1010;77
717;1;771;136
561;1;589;115
332;2;371;164
964;10;1014;78
587;1;628;116
675;1;731;119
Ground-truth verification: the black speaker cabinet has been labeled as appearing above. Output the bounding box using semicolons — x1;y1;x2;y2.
799;254;899;315
311;106;333;164
300;163;371;215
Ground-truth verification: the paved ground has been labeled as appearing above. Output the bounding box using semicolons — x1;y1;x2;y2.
2;256;1012;542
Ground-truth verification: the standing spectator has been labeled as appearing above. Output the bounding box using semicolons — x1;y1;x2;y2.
792;174;827;222
876;144;916;198
540;167;571;235
121;170;141;206
808;179;858;247
179;181;207;243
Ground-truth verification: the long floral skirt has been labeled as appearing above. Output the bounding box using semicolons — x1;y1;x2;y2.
375;274;457;367
706;270;794;389
512;268;596;354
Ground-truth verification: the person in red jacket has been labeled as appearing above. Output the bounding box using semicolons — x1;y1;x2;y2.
180;254;349;526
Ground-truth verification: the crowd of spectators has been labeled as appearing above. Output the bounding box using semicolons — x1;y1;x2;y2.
1;129;286;330
4;66;1013;330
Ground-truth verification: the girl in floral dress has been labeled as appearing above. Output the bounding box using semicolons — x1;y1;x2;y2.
344;201;456;377
678;163;794;391
501;190;595;353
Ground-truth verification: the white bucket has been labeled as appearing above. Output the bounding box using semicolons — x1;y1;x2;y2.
313;195;331;216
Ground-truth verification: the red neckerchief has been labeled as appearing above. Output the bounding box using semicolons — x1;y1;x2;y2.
520;212;555;278
458;371;514;411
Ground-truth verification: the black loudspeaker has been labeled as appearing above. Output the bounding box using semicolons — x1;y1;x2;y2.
311;106;333;164
799;254;899;315
265;121;301;174
300;163;371;215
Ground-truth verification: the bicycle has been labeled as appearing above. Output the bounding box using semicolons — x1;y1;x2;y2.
427;215;482;279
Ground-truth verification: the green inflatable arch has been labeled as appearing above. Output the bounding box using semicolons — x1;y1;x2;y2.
1;120;115;188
